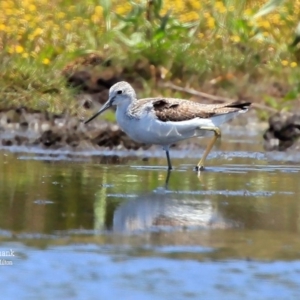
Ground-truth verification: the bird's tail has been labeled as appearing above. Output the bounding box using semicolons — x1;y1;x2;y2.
226;102;251;112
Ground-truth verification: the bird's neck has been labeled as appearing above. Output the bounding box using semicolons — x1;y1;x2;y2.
117;99;136;112
116;98;135;118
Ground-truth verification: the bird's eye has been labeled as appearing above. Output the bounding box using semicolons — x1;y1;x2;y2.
117;90;122;95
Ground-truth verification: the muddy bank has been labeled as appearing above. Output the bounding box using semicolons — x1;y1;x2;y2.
263;111;300;151
0;54;175;151
0;105;264;153
1;102;300;154
0;107;150;151
0;53;299;153
0;92;300;155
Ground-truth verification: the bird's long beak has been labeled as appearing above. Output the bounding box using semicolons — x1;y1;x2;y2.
84;99;112;124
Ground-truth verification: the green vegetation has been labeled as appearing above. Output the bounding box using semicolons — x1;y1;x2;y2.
1;0;300;118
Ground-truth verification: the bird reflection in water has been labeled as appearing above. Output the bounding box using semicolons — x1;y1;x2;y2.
112;178;233;233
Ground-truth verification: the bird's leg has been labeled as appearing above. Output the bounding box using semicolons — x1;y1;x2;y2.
196;126;221;171
165;149;173;170
164;169;172;189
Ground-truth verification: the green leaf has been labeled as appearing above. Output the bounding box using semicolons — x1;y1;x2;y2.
291;22;300;47
99;0;111;18
153;0;163;18
158;9;171;32
153;30;165;41
115;31;145;47
264;96;279;108
115;3;143;23
253;0;285;19
283;90;298;101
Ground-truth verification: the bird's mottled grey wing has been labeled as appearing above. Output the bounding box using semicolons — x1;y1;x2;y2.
131;97;251;122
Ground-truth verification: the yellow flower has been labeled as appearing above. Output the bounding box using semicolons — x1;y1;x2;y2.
290;62;297;68
1;1;10;9
6;8;13;16
270;13;280;24
66;44;76;52
204;12;211;19
42;58;50;65
248;20;255;27
0;24;6;31
207;17;215;29
33;28;43;36
94;6;103;15
115;3;132;15
228;5;235;12
28;4;37;12
64;23;72;30
281;60;289;66
279;6;288;13
172;0;184;14
57;12;66;19
180;11;199;23
22;53;29;58
257;20;271;29
76;17;83;24
231;35;241;43
215;1;226;14
215;1;223;9
244;8;253;16
15;45;24;53
24;14;32;21
190;1;201;10
91;14;100;23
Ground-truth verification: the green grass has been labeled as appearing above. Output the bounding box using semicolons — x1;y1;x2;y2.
1;0;300;119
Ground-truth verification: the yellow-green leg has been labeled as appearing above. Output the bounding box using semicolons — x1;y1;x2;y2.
196;126;221;171
165;149;173;171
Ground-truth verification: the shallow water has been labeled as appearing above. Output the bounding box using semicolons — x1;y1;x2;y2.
1;130;300;299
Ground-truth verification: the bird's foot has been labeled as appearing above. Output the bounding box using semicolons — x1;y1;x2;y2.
194;165;205;172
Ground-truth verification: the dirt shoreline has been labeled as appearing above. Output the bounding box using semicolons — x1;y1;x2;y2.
0;63;299;153
0;106;263;152
0;108;293;153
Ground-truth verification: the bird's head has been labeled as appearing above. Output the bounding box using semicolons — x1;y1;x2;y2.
84;81;136;124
